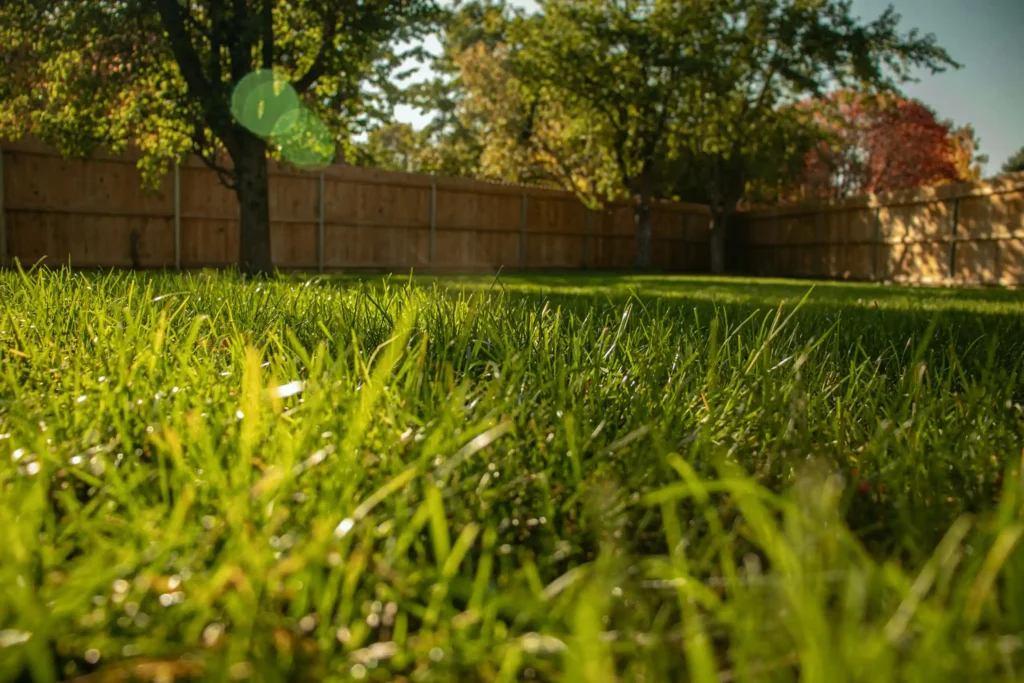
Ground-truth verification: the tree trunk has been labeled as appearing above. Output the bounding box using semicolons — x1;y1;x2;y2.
233;133;274;275
634;184;654;270
709;208;728;275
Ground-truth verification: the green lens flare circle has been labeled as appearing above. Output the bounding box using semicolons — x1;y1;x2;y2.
275;107;336;170
231;69;301;139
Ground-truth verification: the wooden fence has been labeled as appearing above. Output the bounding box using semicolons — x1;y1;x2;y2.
1;138;1022;286
0;139;712;273
734;174;1024;286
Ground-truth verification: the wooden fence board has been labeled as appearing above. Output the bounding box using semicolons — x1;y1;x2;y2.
999;239;1024;286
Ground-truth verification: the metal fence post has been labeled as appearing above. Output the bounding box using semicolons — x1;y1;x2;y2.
773;213;781;276
814;211;824;278
948;196;960;283
318;172;326;273
519;193;528;268
681;211;689;271
173;160;181;270
429;182;437;265
872;206;882;282
583;207;592;269
0;145;6;267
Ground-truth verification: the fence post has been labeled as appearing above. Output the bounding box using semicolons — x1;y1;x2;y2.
773;213;781;276
583;207;592;269
519;193;528;268
317;172;325;273
948;196;960;283
872;206;882;282
173;160;181;270
681;211;690;271
814;211;823;278
429;181;437;265
0;145;6;267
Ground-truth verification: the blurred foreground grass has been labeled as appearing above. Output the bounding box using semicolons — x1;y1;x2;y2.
1;268;1024;682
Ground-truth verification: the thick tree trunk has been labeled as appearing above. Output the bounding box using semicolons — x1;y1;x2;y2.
709;208;728;275
233;133;274;275
634;185;654;270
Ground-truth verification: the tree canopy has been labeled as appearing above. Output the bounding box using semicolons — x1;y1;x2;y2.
1003;146;1024;175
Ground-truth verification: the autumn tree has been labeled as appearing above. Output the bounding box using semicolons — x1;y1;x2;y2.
1003;146;1024;174
948;123;987;182
797;92;984;199
0;0;435;274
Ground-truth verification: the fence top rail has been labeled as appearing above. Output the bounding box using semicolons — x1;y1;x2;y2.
10;135;1017;221
0;136;710;216
744;173;1024;220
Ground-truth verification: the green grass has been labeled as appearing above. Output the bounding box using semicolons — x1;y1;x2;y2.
1;268;1024;682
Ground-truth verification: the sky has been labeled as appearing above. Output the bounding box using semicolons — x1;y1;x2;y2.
394;0;1023;175
849;0;1023;174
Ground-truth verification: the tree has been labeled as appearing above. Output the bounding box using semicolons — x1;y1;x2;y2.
401;0;510;179
948;123;987;182
0;0;435;274
504;1;714;268
796;92;981;199
499;0;956;272
1003;146;1024;174
402;0;622;197
354;122;428;172
455;39;622;203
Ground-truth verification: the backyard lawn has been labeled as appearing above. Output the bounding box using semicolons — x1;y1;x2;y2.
2;268;1024;682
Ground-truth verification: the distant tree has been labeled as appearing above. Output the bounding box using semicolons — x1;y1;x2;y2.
454;38;622;203
0;0;435;274
1003;146;1024;174
948;123;988;181
401;0;511;179
497;0;958;271
354;122;428;173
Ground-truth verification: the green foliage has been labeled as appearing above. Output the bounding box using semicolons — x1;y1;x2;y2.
524;0;957;205
0;2;193;182
2;268;1024;681
352;121;430;172
508;1;708;199
0;0;436;185
402;1;515;179
1002;146;1024;175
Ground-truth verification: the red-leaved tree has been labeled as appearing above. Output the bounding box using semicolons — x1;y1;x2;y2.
797;91;974;200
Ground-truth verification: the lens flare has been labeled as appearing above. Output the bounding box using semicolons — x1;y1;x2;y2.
231;69;337;169
231;69;301;139
275;107;336;169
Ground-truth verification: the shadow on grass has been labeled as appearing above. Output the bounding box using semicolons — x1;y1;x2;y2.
309;271;1024;371
322;270;1024;318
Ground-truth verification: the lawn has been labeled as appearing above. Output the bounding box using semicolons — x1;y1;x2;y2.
2;268;1024;682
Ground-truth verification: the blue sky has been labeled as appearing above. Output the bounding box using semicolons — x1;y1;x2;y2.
395;0;1023;174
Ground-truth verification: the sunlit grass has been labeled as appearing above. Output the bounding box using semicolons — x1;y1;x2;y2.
1;268;1023;682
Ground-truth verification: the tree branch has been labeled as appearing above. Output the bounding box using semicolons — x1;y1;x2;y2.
261;0;275;69
154;0;236;151
228;0;254;83
292;8;340;93
208;0;225;89
192;128;238;190
154;0;212;95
